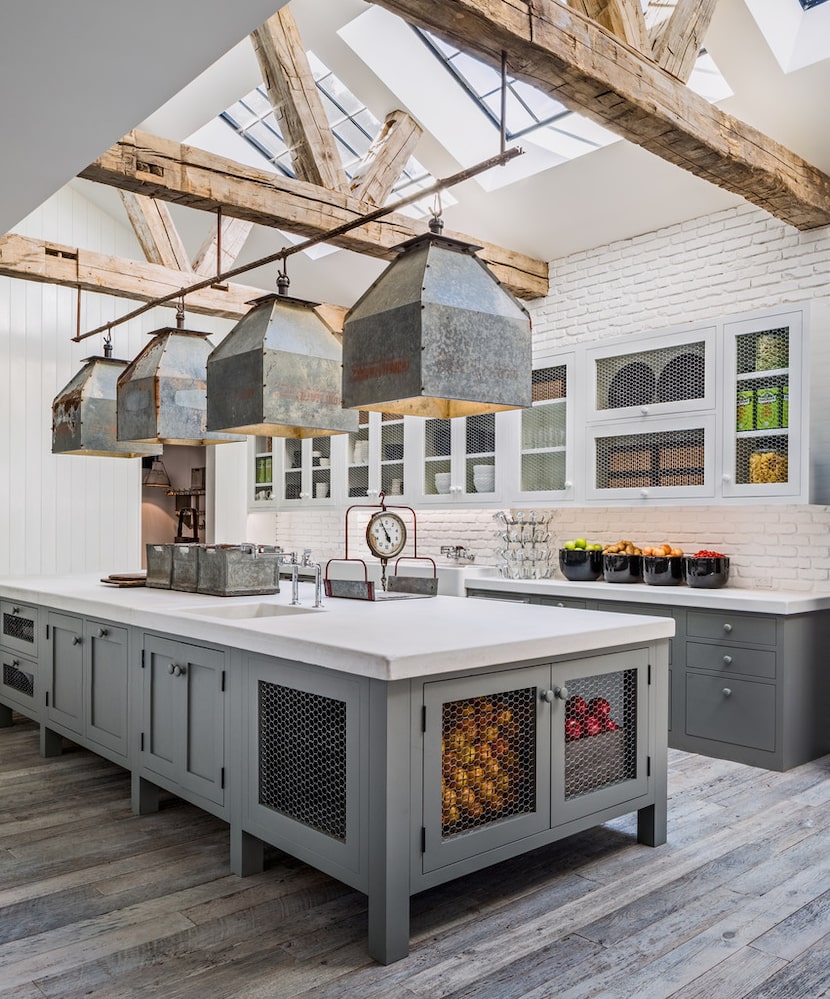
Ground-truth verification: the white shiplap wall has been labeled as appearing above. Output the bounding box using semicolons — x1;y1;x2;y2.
0;184;234;577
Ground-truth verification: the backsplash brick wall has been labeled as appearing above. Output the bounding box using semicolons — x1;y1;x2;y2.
248;203;830;592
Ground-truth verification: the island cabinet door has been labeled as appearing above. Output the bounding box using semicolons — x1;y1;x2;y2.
83;620;128;760
422;665;552;873
243;657;366;885
46;612;84;736
550;649;651;827
142;636;226;806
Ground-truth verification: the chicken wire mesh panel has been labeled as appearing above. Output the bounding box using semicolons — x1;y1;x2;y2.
521;367;567;492
425;418;452;495
738;437;790;485
2;614;34;646
258;680;348;842
736;328;789;375
563;669;637;799
348;412;370;498
441;688;536;838
595;427;705;490
3;661;34;698
381;418;405;495
595;341;705;411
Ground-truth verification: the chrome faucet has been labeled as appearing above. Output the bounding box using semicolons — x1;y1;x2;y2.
300;549;324;608
440;545;475;563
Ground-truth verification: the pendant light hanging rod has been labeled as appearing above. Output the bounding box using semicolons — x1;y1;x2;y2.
73;145;523;343
500;51;508;156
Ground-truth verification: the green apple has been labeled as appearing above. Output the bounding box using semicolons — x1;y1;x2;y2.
587;543;603;551
574;538;587;549
563;540;577;550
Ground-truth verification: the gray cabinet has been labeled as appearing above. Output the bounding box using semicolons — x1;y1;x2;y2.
0;599;41;724
1;600;39;658
140;635;227;811
421;649;653;874
43;612;130;763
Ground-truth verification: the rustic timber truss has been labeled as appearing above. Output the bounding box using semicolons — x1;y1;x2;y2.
2;0;830;326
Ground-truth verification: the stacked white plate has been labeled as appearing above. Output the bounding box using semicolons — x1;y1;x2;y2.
434;472;451;494
472;463;495;492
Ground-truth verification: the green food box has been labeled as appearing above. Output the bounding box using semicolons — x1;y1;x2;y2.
782;384;789;428
755;387;781;430
736;389;755;431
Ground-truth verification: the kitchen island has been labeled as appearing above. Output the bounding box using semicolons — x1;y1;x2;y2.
0;575;672;963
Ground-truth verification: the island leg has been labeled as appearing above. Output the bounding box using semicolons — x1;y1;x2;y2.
231;827;265;877
367;678;412;965
131;773;161;814
638;641;668;847
0;703;13;727
40;725;63;757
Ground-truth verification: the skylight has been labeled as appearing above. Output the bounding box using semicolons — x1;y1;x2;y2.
799;0;829;9
220;53;446;218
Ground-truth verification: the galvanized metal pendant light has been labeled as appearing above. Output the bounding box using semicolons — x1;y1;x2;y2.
341;215;532;418
51;339;162;458
117;304;245;447
206;273;358;438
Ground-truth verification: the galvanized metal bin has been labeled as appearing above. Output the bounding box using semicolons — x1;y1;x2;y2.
171;545;201;592
197;546;280;597
145;544;174;589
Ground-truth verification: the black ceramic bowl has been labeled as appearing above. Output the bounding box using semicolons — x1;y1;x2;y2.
643;555;683;586
683;556;730;588
603;553;642;583
559;548;603;581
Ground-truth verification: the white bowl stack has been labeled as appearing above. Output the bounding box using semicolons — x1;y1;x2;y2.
472;463;495;492
434;472;452;494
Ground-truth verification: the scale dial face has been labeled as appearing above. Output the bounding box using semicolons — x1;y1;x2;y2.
366;511;407;560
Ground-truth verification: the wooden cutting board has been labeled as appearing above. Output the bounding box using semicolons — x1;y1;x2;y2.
101;573;146;587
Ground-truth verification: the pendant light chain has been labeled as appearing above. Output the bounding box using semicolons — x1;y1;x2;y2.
73;145;523;343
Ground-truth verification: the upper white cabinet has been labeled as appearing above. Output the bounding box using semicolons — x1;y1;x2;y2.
249;304;822;510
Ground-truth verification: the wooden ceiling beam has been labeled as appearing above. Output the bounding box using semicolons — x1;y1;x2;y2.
250;7;348;192
118;191;192;272
650;0;719;83
568;0;650;55
79;130;549;299
350;109;424;207
192;216;254;278
0;232;349;332
369;0;830;230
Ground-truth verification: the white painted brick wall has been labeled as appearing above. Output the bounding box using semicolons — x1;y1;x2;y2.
249;204;830;593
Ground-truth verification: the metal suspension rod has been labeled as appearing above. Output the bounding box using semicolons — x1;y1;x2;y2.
73;145;523;342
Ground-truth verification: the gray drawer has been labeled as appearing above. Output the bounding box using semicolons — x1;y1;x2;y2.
686;641;775;680
468;591;531;603
1;600;39;658
535;596;589;610
686;672;775;752
686;611;776;647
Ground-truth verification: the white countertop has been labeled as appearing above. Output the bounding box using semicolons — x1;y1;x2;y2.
0;575;673;682
465;577;830;614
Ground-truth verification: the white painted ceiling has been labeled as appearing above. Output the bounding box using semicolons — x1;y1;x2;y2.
7;0;830;307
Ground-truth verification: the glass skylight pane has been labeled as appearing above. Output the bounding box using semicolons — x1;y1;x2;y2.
482;90;536;132
511;79;568;121
449;51;501;96
244;88;274;117
226;101;257;130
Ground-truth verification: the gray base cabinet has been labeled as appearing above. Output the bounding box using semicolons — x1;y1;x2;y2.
139;635;227;816
469;588;830;771
42;612;130;764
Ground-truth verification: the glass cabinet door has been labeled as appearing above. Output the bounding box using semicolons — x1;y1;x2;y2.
519;364;568;495
722;310;803;499
422;413;497;502
251;437;274;505
279;437;334;504
346;411;371;499
379;414;405;498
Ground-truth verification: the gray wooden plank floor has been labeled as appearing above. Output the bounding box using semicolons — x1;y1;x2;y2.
0;715;827;999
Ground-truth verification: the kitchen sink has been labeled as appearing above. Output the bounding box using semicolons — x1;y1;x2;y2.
181;602;319;620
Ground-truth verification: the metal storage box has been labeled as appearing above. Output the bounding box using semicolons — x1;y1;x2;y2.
171;545;201;592
146;544;174;589
197;546;280;597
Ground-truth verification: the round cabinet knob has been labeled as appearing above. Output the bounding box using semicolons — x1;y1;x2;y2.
722;623;733;634
12;659;19;668
641;406;650;415
173;664;187;677
722;655;733;665
564;481;573;489
722;473;732;482
541;689;555;703
72;635;82;646
11;606;20;615
640;489;649;498
723;688;732;697
97;628;109;638
554;685;569;701
168;663;175;675
556;601;565;607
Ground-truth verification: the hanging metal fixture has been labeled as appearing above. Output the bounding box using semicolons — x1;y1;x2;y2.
52;332;162;458
206;270;359;438
117;301;245;446
142;456;172;487
341;213;532;418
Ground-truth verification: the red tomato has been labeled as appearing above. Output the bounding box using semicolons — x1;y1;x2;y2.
583;714;603;737
564;717;583;741
603;718;620;732
588;697;611;717
567;695;589;717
